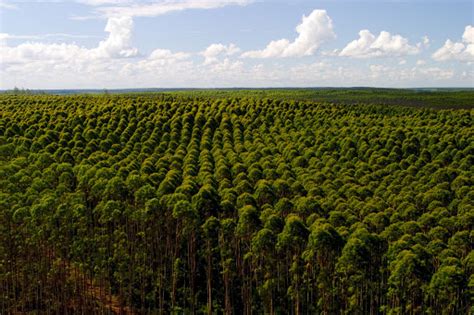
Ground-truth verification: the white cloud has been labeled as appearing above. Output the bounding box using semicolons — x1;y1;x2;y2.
0;5;471;89
123;49;191;77
369;64;454;81
93;16;138;58
288;62;350;84
0;16;138;66
0;33;100;52
1;42;87;64
93;0;252;18
77;0;133;5
461;69;474;80
0;13;195;89
207;58;243;74
418;67;455;79
432;40;466;61
422;36;430;47
1;53;467;89
0;0;17;9
432;25;474;62
340;30;420;58
149;49;189;61
0;32;97;41
241;9;335;58
416;59;426;65
202;43;240;64
462;25;474;44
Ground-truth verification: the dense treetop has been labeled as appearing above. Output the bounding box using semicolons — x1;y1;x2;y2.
0;92;472;314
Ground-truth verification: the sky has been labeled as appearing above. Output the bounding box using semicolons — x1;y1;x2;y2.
0;0;473;89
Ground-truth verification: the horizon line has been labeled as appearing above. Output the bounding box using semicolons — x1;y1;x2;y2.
2;86;474;91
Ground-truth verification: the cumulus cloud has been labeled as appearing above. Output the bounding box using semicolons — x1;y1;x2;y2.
122;49;191;78
432;25;474;62
2;44;85;65
463;25;474;44
93;16;138;58
207;58;243;74
202;43;240;64
149;49;189;61
0;13;194;89
340;30;420;58
241;9;335;58
1;4;471;89
0;16;138;65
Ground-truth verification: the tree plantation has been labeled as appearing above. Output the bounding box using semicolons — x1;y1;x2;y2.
0;92;472;314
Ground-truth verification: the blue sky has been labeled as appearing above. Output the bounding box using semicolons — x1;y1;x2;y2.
0;0;473;89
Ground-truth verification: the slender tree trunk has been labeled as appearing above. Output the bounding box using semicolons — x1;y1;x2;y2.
207;239;212;315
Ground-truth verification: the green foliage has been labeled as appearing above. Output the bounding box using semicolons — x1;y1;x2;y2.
0;92;472;314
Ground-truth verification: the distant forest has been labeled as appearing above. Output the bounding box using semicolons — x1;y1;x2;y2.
3;88;474;109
